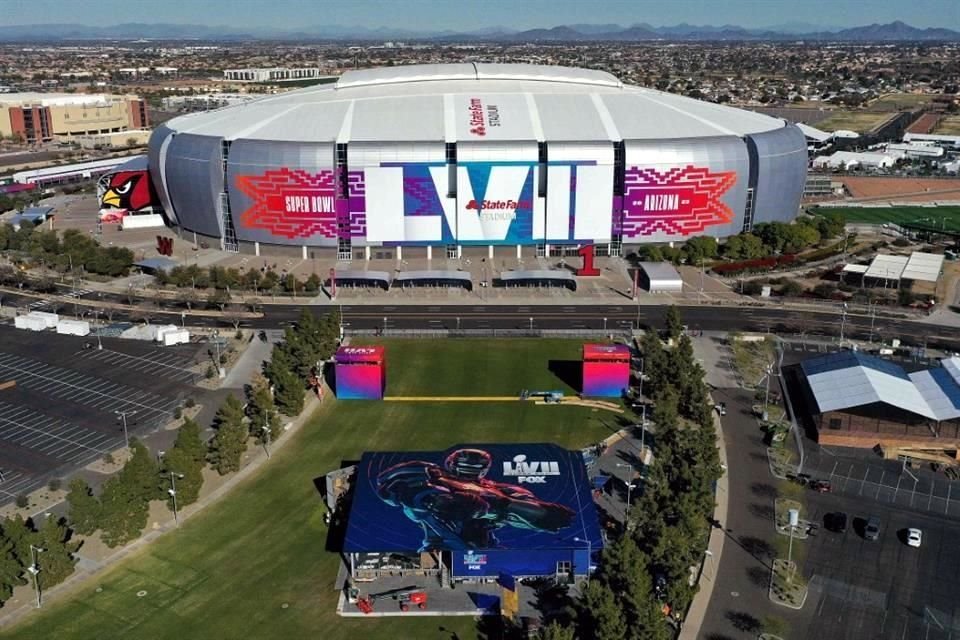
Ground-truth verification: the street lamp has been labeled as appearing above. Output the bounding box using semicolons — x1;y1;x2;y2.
168;470;185;527
28;545;45;608
787;508;799;583
616;462;636;514
115;409;136;450
93;309;103;350
212;330;225;379
529;317;534;331
261;410;272;458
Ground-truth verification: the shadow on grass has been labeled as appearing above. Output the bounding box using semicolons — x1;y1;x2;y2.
548;359;581;392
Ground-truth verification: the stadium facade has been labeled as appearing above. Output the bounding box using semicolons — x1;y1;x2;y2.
130;63;807;259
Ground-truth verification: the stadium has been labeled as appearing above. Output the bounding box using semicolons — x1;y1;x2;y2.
127;63;807;259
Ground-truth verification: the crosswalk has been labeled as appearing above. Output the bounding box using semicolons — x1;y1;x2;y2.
26;288;95;311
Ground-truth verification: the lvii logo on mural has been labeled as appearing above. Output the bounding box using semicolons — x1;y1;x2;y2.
619;165;737;238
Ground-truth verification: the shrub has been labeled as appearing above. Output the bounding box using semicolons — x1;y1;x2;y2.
173;407;183;419
892;237;911;247
185;397;196;408
15;494;28;508
206;365;216;379
48;478;62;492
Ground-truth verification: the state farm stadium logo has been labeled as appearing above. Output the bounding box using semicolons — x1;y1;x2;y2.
236;168;340;239
466;197;530;222
502;454;560;484
620;165;737;238
467;97;501;136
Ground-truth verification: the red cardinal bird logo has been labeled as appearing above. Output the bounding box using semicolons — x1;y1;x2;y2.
99;171;153;212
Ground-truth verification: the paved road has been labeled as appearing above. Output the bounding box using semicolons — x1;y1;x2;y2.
5;287;960;349
699;388;800;640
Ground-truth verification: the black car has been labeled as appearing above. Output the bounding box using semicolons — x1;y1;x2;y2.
825;511;848;533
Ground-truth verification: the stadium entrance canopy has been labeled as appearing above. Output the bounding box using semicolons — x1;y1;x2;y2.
342;443;603;581
497;270;577;291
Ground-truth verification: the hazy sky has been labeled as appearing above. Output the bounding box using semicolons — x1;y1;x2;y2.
2;0;958;31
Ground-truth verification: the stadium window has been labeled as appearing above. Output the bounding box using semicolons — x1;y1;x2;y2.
828;417;842;430
556;561;571;575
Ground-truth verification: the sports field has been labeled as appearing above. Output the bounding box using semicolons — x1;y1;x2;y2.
870;93;933;111
4;339;616;640
935;115;960;136
812;205;960;232
815;110;888;133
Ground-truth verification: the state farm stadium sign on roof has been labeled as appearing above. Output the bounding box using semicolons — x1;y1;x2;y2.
130;63;806;253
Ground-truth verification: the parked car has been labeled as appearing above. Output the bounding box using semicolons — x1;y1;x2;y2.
825;511;848;533
864;516;881;541
906;528;922;548
715;402;727;416
810;479;832;493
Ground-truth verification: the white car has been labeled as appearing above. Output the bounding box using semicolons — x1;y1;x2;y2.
906;528;922;548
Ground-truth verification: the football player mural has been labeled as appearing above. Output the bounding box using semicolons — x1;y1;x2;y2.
376;447;575;551
97;170;157;223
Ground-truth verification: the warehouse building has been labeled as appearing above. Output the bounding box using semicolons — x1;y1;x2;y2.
0;93;148;143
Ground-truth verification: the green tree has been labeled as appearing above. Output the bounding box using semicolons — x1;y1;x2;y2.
272;366;305;416
98;476;148;548
65;478;101;536
208;395;248;475
577;580;627;640
0;526;27;604
664;305;683;343
682;236;718;264
248;375;283;441
815;211;846;238
2;515;35;569
598;537;670;640
159;447;203;511
34;517;78;590
173;417;206;467
119;439;161;503
539;621;576;640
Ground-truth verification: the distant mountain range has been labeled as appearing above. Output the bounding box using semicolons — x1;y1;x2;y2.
0;20;957;42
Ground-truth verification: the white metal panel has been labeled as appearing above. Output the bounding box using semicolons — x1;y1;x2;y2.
404;216;442;242
454;94;536;142
350;96;445;142
336;64;477;89
475;64;621;88
349;142;445;167
574;164;614;240
910;370;960;421
456;164;533;242
532;194;546;240
240;102;348;142
547;141;614;164
456;141;538;162
901;252;944;282
546;164;571;239
536;95;613;142
363;167;405;242
865;254;908;280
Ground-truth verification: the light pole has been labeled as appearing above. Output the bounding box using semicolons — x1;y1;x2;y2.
787;508;799;583
28;545;44;608
180;311;186;328
869;301;877;344
93;309;103;350
115;409;136;450
602;317;607;332
839;303;848;344
616;462;635;515
529;317;534;331
261;410;272;458
212;330;225;378
168;470;184;527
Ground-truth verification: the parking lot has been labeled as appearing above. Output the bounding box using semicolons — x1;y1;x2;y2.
798;484;960;639
0;325;208;505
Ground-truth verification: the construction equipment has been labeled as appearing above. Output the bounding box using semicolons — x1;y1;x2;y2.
354;586;428;614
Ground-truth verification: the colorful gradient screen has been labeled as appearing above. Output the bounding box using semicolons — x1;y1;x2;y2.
335;346;385;399
582;344;630;398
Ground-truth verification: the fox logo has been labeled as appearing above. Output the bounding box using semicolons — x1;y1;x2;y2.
156;236;174;256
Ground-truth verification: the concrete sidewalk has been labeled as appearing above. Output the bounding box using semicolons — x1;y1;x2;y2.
679;400;730;639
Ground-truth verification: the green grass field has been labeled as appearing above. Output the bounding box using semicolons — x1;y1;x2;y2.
869;93;933;111
934;115;960;136
814;111;889;133
4;340;615;640
812;206;960;232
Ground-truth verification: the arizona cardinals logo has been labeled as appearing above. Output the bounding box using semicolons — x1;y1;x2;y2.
99;170;153;212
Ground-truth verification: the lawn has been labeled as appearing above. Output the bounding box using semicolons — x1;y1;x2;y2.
869;93;934;111
812;205;960;232
4;340;616;640
934;115;960;136
355;338;591;397
814;110;888;133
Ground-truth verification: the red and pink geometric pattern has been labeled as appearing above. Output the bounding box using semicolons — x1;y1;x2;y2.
620;165;737;237
236;167;340;240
